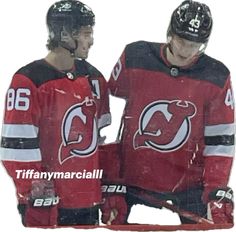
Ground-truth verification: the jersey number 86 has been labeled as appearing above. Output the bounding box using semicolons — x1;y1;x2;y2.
6;88;31;111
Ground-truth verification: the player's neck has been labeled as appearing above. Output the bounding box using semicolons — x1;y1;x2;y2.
45;48;74;71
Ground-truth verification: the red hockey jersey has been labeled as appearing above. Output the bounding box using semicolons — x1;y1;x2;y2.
1;59;111;208
109;41;234;197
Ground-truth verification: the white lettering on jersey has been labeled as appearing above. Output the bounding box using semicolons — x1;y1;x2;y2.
133;100;197;152
6;88;30;111
225;89;234;110
112;59;122;81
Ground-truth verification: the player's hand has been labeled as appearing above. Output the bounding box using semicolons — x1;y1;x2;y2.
30;180;59;207
101;195;127;225
206;187;233;224
23;180;59;227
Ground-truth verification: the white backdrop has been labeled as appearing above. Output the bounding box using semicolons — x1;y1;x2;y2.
0;0;235;231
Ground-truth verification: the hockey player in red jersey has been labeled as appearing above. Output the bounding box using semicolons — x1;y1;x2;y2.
101;0;234;226
0;0;110;227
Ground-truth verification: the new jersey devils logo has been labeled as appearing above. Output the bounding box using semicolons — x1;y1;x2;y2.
58;98;97;164
133;100;197;152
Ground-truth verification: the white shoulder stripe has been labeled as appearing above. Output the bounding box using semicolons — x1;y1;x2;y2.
0;148;41;162
205;123;235;136
1;124;39;138
203;145;235;157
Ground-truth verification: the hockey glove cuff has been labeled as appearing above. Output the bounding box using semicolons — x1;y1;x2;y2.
101;184;127;225
206;187;233;224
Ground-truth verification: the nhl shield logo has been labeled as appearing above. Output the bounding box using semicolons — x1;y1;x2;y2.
133;100;197;152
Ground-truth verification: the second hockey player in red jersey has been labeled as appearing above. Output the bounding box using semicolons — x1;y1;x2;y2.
101;0;234;226
0;0;110;227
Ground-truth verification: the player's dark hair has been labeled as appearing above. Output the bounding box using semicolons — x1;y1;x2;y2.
46;39;59;51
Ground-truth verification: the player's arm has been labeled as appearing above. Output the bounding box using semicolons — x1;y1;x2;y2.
99;143;127;225
203;76;234;224
1;74;42;200
95;76;111;144
0;73;57;226
99;49;130;224
108;49;129;99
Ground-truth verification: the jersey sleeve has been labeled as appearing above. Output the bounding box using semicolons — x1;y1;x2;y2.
95;76;111;131
202;76;235;202
0;73;43;204
108;49;130;99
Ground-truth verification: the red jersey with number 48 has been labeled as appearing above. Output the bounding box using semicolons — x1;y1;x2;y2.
109;41;234;195
1;59;111;208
